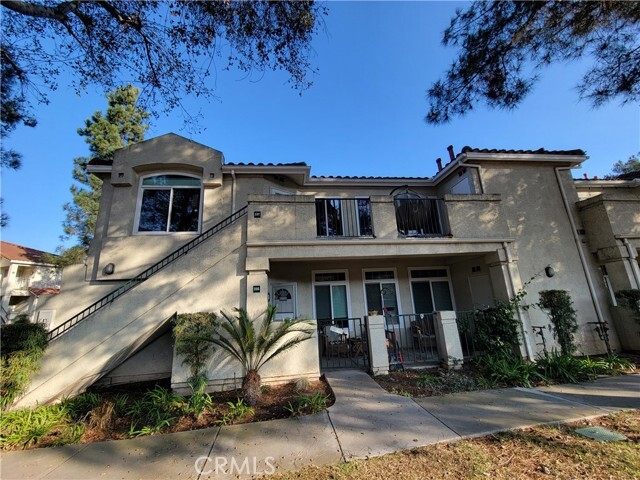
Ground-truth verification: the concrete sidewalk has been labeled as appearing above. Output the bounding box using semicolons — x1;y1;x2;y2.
1;373;638;480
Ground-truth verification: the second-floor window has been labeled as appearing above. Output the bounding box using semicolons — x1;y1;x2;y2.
136;174;202;233
315;198;373;237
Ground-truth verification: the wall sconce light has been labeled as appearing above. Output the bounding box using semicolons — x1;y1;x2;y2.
252;285;261;293
209;173;215;178
118;172;124;178
545;265;556;278
103;263;115;275
254;211;261;218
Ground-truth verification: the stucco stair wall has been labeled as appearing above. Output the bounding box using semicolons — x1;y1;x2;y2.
14;222;245;408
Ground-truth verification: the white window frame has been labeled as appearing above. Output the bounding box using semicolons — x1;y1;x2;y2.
311;269;351;320
361;268;402;318
408;266;457;313
133;172;204;235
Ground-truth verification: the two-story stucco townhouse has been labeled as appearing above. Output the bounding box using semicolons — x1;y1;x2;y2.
0;241;61;326
15;133;639;407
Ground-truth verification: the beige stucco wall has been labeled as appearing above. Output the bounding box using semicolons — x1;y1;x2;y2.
477;162;620;355
17;222;247;407
39;264;121;330
96;331;174;387
90;134;230;280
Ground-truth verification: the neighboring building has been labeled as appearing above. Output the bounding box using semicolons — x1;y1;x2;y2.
16;133;640;407
574;171;640;351
0;241;61;326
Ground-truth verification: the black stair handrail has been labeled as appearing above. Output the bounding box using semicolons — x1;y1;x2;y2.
48;206;248;341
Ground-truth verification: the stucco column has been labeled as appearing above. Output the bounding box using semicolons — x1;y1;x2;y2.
1;264;20;315
245;270;269;317
245;256;270;317
488;245;534;360
434;311;464;369
366;315;389;375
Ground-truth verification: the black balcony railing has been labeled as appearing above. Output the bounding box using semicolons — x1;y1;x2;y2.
394;198;447;237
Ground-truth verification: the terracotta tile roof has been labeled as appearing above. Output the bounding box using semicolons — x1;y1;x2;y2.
616;171;640;180
310;175;432;180
0;242;56;263
461;146;586;156
225;162;308;167
29;287;60;296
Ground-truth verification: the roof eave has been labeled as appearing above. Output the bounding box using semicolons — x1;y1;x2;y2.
458;152;587;166
87;165;113;174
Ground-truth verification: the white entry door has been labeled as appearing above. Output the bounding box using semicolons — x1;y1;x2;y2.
271;284;297;320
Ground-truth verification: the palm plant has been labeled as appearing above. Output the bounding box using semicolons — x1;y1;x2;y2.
209;306;314;406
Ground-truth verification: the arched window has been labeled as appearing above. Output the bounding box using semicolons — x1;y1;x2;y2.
135;174;202;233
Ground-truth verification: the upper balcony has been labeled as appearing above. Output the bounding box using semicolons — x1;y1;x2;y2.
247;193;510;249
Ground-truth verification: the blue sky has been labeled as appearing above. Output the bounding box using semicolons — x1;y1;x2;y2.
2;1;639;254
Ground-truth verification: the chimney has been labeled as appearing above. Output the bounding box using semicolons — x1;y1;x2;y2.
447;145;455;162
594;176;599;180
583;173;588;179
436;158;443;172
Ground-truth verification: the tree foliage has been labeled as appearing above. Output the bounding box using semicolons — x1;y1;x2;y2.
610;152;640;177
1;1;325;126
62;84;149;251
427;1;640;124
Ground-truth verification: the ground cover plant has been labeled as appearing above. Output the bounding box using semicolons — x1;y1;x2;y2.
0;317;48;409
375;353;636;398
0;378;333;451
265;410;640;480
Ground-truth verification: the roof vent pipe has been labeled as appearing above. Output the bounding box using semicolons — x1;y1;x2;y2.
583;173;588;179
447;145;455;162
436;158;443;172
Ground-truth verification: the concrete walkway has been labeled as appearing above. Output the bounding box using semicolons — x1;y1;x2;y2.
1;372;638;480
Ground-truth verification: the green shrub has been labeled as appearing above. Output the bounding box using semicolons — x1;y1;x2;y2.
474;303;522;360
0;320;48;409
0;319;48;356
286;392;330;416
535;351;634;385
536;351;594;383
615;289;640;324
173;312;217;416
477;354;545;388
539;290;578;355
127;386;186;436
220;398;254;425
61;392;103;420
0;405;83;450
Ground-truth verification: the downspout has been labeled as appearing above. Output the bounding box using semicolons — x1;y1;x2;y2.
554;167;606;324
502;241;534;360
622;237;640;288
231;169;237;215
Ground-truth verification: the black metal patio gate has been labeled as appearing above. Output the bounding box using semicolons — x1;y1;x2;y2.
317;317;370;371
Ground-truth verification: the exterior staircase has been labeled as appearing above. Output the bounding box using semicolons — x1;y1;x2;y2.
14;208;247;407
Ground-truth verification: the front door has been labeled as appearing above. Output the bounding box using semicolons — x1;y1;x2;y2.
271;284;296;320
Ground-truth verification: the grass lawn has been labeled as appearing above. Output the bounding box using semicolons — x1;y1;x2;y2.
265;410;640;480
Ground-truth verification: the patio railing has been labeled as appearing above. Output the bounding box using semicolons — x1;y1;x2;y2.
384;313;439;368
